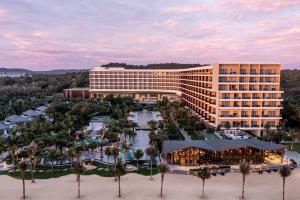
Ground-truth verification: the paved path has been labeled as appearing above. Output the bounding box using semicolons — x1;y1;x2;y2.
179;128;191;140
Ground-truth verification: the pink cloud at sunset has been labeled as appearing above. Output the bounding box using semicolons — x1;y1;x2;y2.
0;0;299;70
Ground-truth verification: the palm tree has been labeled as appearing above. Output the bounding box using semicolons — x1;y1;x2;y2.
134;149;144;169
197;167;211;198
88;141;98;160
158;163;169;198
19;160;27;199
145;146;156;180
289;130;297;151
67;147;75;168
279;165;292;200
74;145;84;164
74;163;85;199
121;141;128;162
27;141;37;183
104;146;112;168
240;162;251;199
122;128;131;142
115;158;126;198
130;122;138;132
9;144;17;172
47;149;60;173
111;146;119;181
147;120;157;131
264;122;271;139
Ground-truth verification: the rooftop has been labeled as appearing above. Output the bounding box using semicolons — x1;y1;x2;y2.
22;109;42;117
161;139;286;154
5;115;28;124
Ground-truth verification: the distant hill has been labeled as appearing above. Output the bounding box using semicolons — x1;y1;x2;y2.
0;68;88;75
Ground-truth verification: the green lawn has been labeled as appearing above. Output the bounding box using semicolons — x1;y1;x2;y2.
0;166;159;180
288;143;300;153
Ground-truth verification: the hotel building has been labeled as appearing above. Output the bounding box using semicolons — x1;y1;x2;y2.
65;63;283;135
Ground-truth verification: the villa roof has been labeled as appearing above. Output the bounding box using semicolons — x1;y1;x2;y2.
5;115;28;124
161;139;286;154
0;122;9;130
35;106;48;112
22;109;41;117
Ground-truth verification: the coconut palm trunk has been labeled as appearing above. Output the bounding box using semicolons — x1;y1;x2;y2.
114;158;117;181
12;154;15;172
202;179;205;197
51;161;54;173
77;173;81;199
160;174;164;197
242;175;246;199
282;177;285;200
118;175;121;198
30;157;35;183
150;158;153;179
22;175;26;199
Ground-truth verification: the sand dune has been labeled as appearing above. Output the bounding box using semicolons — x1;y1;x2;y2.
0;169;300;200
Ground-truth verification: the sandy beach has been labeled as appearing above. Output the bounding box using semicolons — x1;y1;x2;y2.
0;169;299;200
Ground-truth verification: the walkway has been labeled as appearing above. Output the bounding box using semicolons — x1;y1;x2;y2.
179;128;191;140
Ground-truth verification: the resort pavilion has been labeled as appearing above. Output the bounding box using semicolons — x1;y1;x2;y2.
161;139;286;166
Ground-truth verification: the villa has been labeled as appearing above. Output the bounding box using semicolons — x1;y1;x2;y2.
64;63;283;136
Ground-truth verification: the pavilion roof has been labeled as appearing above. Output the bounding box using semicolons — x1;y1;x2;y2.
161;139;286;154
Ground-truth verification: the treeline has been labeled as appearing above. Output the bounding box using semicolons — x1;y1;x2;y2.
0;72;89;119
281;69;300;103
101;63;208;69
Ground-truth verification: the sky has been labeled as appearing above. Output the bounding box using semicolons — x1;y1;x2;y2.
0;0;300;70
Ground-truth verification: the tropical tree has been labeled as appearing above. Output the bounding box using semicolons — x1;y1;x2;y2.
67;147;75;168
88;141;98;160
224;121;231;129
123;128;136;142
111;146;119;181
148;120;158;131
264;122;271;138
121;142;128;162
289;130;297;150
134;149;144;169
27;141;37;183
279;165;292;200
115;158;126;198
158;163;169;198
104;146;112;167
74;163;85;199
130;122;138;132
145;146;156;180
9;144;17;172
197;167;211;198
47;149;60;173
240;162;251;199
19;160;27;199
74;145;84;164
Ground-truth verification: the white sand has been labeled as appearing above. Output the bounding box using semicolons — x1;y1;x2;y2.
0;169;300;200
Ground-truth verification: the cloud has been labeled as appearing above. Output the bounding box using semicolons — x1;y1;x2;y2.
0;0;299;69
238;0;300;13
165;18;179;28
163;4;207;14
33;31;50;38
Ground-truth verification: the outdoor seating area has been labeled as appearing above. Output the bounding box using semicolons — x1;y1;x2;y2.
221;129;251;140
